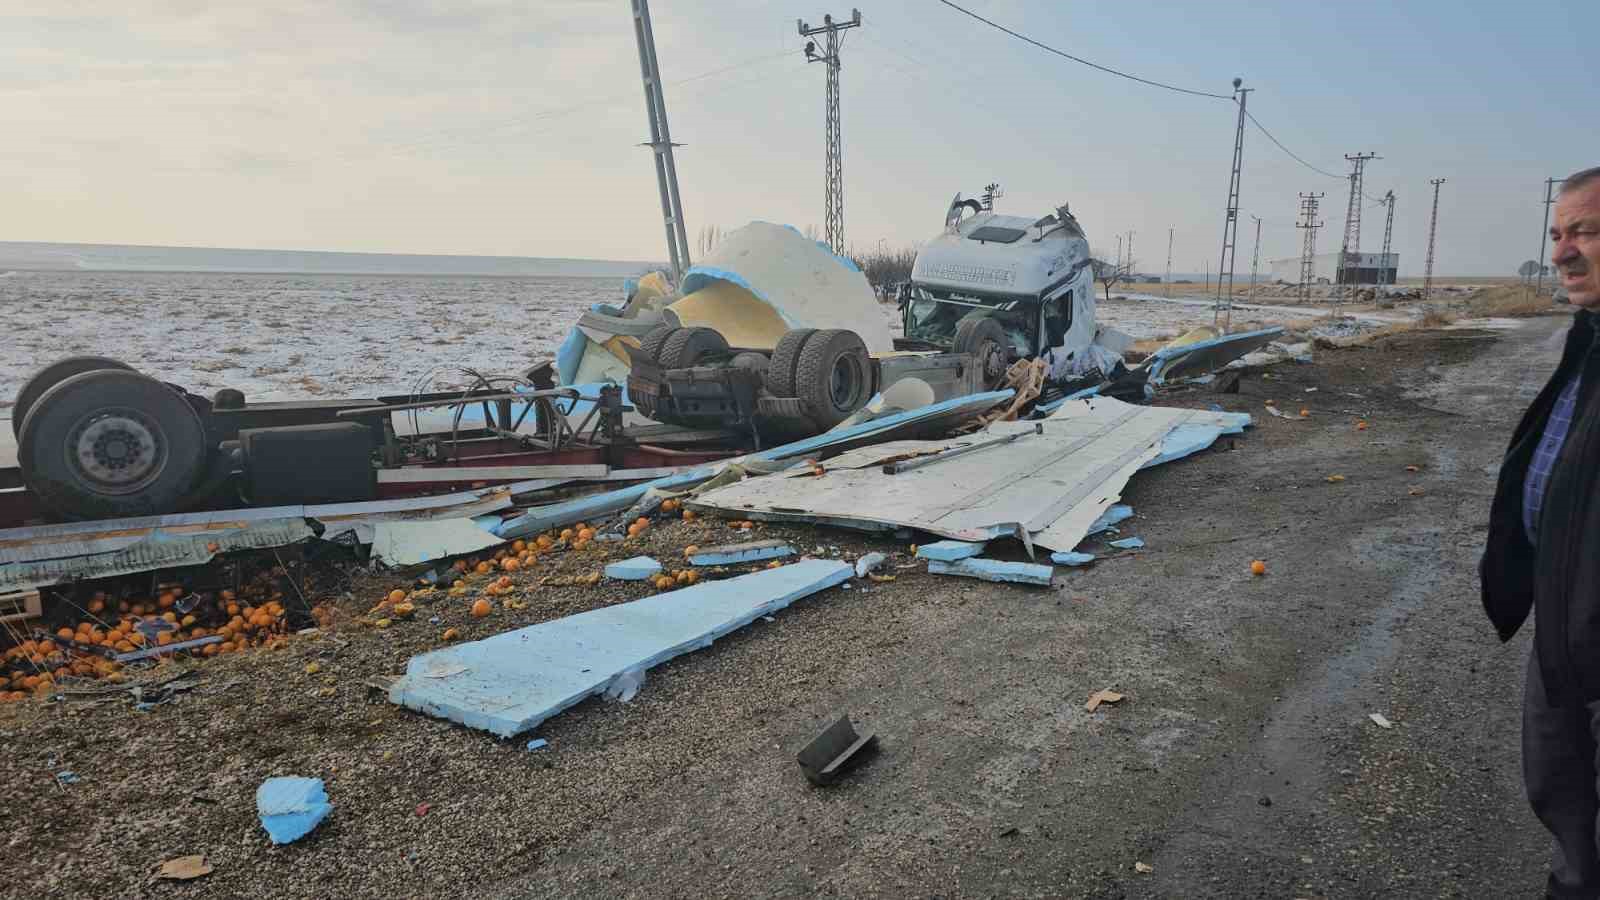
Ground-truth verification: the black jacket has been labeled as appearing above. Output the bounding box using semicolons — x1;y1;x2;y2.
1482;308;1600;702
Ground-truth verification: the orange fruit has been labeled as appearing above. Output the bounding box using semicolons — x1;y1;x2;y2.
512;539;527;553
573;539;590;551
158;593;175;610
682;510;697;521
493;549;509;561
501;558;520;572
190;627;207;638
475;562;492;575
577;528;595;542
87;598;105;614
181;614;196;627
226;603;240;616
1250;560;1267;576
536;535;553;549
470;599;492;618
156;633;173;647
442;628;461;641
220;589;236;602
55;627;74;640
388;589;407;604
130;604;147;616
114;641;134;653
162;612;177;624
559;529;575;541
202;644;219;657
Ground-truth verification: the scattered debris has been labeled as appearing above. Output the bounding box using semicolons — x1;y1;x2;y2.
1134;861;1154;874
796;714;878;786
1368;712;1394;729
525;738;548;752
927;558;1053;586
1085;689;1125;713
1051;551;1096;567
1107;537;1145;550
415;803;431;817
1251;560;1267;576
604;556;664;581
154;855;213;882
686;540;794;566
256;776;333;845
1325;474;1346;484
1408;486;1426;496
55;770;80;785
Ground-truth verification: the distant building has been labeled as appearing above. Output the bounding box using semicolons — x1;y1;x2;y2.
1267;252;1398;285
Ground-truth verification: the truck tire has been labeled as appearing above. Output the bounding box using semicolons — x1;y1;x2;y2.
658;326;730;370
12;356;137;439
766;328;817;399
17;369;208;521
638;326;679;363
953;314;1010;389
793;329;871;429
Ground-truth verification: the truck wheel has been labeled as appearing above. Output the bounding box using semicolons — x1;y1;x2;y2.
794;329;871;429
953;314;1010;389
766;328;817;399
17;369;208;521
638;326;679;363
659;326;730;369
12;356;136;439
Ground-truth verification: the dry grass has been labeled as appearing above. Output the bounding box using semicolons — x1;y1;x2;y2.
1464;284;1564;318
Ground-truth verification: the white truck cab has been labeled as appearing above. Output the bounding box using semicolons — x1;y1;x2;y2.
901;196;1101;381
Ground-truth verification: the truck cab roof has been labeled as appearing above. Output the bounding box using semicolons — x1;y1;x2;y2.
910;207;1091;300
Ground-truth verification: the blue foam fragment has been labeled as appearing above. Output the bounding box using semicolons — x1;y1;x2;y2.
1108;537;1145;550
1050;551;1097;567
688;540;793;566
916;540;987;562
257;777;332;845
390;559;853;737
927;557;1054;586
604;556;663;581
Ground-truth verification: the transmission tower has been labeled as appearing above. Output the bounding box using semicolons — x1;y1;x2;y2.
1334;152;1379;312
1423;178;1445;301
1379;191;1396;285
1295;192;1324;303
1212;78;1252;331
980;182;1003;211
798;9;861;254
1536;177;1563;296
630;0;691;281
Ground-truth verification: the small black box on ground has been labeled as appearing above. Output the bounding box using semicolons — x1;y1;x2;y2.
240;423;376;506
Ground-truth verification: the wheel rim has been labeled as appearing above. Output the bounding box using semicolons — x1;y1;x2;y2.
63;408;168;494
978;340;1006;382
829;355;864;410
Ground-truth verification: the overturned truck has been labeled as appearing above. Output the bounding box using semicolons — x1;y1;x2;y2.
621;198;1131;438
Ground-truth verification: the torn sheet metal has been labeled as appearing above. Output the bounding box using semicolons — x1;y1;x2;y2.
1144;327;1285;386
369;519;504;568
691;397;1249;554
389;558;852;737
0;518;315;594
493;389;1013;541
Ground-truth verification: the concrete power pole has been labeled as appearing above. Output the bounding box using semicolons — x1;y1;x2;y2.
1296;192;1324;304
1213;78;1252;331
630;0;691;282
799;9;861;254
1423;178;1445;302
1126;230;1134;277
1334;152;1379;314
1164;227;1173;298
1248;214;1262;299
1536;177;1562;296
1379;190;1396;285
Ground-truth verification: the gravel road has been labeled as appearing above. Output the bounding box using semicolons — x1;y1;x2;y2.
0;314;1567;899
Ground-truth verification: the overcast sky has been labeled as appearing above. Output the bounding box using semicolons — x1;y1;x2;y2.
3;0;1595;275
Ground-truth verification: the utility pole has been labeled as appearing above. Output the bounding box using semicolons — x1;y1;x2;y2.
1126;230;1135;277
630;0;691;282
1213;78;1252;331
1115;234;1123;271
1248;215;1262;299
1379;190;1396;285
799;9;862;254
1423;178;1445;302
1296;192;1324;304
1536;177;1562;296
1164;227;1173;298
1334;152;1379;314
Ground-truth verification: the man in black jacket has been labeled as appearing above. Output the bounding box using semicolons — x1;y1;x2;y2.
1482;165;1600;898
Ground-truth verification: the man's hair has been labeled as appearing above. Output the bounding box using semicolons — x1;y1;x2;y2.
1560;166;1600;195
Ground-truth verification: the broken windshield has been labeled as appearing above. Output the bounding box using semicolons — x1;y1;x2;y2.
903;287;1035;356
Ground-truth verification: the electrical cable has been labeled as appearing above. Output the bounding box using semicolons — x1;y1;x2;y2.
933;0;1233;100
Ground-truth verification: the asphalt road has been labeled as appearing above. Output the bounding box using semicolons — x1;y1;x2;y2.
488;317;1566;900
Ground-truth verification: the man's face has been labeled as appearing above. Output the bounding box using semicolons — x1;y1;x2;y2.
1553;179;1600;309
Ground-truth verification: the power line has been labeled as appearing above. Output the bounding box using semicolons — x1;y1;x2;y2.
932;0;1232;100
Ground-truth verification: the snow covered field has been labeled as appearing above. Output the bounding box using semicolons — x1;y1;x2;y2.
0;269;1408;420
